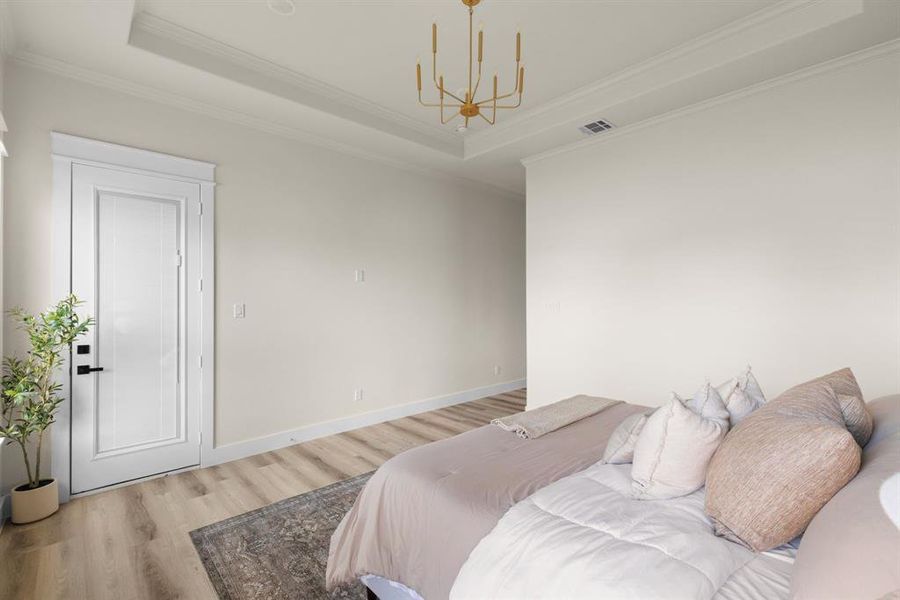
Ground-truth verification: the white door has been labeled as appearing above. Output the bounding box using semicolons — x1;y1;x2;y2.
71;164;202;494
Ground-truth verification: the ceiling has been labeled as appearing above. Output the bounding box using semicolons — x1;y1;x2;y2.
1;0;898;196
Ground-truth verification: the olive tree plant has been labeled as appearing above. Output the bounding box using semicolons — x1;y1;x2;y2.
0;295;92;489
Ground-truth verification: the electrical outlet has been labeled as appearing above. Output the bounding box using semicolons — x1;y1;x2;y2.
233;303;246;319
354;388;363;402
493;365;502;376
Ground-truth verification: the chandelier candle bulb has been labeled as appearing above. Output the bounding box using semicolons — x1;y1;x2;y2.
519;66;525;94
416;61;422;91
478;27;483;62
516;30;521;62
432;22;437;53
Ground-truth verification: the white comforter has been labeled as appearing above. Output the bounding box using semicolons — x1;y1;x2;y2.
450;463;756;600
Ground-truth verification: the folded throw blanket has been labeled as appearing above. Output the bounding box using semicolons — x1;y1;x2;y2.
492;395;622;439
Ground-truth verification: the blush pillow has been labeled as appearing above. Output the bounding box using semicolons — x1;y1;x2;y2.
705;371;862;551
632;395;727;500
602;412;650;464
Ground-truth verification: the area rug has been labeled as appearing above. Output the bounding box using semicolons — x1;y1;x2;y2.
190;471;373;600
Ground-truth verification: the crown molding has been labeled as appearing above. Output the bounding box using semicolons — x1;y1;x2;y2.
465;0;864;159
10;50;524;201
521;38;900;167
129;12;464;158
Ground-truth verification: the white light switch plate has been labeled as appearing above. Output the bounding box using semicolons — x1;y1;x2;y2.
233;303;245;319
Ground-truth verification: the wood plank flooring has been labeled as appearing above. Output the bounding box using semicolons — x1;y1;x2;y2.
0;389;526;600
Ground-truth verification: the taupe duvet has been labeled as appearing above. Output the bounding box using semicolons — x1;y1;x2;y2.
326;400;645;600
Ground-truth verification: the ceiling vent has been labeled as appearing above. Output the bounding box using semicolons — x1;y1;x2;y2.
578;119;615;136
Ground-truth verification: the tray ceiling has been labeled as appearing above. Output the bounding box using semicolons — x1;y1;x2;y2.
1;0;897;195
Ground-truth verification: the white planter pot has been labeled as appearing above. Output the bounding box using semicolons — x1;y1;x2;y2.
11;478;59;524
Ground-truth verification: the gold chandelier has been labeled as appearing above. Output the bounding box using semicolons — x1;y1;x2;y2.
416;0;524;129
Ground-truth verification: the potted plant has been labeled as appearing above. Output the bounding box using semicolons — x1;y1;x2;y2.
0;295;91;524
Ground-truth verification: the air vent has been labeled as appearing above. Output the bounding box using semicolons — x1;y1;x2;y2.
578;119;615;136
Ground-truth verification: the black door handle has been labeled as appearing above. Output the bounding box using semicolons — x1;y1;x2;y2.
76;365;105;375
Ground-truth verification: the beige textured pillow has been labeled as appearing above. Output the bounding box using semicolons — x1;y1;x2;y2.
705;376;862;551
602;412;649;464
632;396;727;500
838;393;873;448
791;395;900;600
808;367;873;447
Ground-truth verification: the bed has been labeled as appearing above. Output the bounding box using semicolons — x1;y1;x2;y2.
327;400;646;599
327;395;900;600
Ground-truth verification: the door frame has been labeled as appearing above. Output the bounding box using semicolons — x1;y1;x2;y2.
51;132;216;502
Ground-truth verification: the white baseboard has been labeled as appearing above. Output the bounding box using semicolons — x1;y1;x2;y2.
202;379;526;467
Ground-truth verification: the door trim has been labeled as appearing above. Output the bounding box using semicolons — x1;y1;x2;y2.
51;132;216;503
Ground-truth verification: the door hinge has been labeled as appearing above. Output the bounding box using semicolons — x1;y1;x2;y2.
198;355;203;369
198;203;203;216
175;253;183;267
199;431;203;446
198;279;203;292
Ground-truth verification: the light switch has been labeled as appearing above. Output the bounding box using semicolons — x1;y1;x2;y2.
233;303;246;319
354;269;366;283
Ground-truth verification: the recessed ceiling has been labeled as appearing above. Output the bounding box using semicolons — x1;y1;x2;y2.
133;0;776;129
1;0;898;196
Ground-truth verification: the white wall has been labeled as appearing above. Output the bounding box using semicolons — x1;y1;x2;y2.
526;51;900;409
1;62;525;489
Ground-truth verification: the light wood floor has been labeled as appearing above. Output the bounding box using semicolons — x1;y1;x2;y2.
0;389;526;600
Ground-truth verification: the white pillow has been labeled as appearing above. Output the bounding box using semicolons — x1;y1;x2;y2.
602;412;650;464
684;382;730;429
716;366;766;426
631;395;728;500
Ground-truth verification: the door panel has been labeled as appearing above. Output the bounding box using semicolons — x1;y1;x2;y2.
71;164;201;494
96;193;181;455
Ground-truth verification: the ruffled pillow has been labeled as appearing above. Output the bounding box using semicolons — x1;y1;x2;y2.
716;366;766;426
602;412;650;464
632;395;728;500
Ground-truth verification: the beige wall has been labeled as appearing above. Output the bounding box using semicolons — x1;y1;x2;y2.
526;52;900;409
0;53;6;501
1;63;525;487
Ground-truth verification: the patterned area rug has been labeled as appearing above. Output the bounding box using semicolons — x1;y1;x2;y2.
191;472;373;600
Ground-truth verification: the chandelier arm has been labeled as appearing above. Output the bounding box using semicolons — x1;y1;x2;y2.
433;54;465;103
495;97;522;109
476;89;516;104
481;63;523;105
439;86;466;104
477;111;494;125
418;84;442;107
472;63;483;99
439;80;463;124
